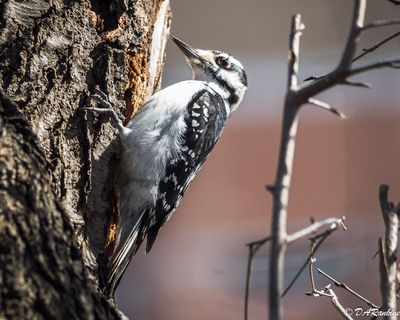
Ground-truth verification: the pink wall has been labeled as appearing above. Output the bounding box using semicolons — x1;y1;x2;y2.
116;1;400;319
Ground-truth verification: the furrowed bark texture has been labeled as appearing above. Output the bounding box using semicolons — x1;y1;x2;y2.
0;0;171;317
0;93;120;319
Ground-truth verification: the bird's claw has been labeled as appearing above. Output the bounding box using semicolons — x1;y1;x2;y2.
83;89;125;131
94;88;109;101
89;89;113;111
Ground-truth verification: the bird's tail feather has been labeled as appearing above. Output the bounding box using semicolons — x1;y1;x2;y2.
104;212;146;299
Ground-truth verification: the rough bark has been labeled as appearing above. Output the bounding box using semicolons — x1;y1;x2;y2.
0;92;121;320
0;0;171;317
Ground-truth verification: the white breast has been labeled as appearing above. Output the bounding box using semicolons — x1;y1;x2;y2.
118;80;209;215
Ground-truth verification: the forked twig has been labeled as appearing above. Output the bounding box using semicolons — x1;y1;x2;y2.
283;218;346;297
307;263;353;319
317;268;379;309
247;236;272;251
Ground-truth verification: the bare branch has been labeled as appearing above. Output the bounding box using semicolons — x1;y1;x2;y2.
284;239;323;297
300;228;370;320
298;2;400;99
306;262;353;319
317;268;379;309
308;98;346;119
387;0;400;4
299;57;400;100
325;287;354;320
269;14;304;320
299;229;355;319
286;217;345;243
264;2;400;319
295;0;369;101
353;31;400;62
363;18;400;29
287;15;305;90
337;0;366;71
244;236;272;320
244;245;254;320
283;219;344;297
247;236;272;251
378;185;399;319
308;256;317;294
349;59;400;76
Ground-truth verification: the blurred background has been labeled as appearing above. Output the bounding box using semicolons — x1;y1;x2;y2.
117;1;400;319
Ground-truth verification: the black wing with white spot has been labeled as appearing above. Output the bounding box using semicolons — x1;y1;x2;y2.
145;89;228;252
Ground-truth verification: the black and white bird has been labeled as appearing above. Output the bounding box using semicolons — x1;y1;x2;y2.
87;36;247;298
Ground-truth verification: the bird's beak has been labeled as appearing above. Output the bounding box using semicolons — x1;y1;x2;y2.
172;36;201;60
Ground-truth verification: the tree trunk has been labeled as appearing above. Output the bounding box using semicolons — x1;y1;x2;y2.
0;0;171;318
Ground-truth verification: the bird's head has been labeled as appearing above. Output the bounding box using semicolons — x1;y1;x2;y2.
172;36;247;113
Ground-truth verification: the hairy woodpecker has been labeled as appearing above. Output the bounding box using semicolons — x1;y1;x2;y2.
86;36;247;298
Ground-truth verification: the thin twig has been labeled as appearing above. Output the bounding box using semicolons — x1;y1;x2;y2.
299;57;400;99
286;217;345;243
283;220;343;297
325;287;354;320
308;98;346;118
244;236;272;320
317;268;379;309
387;0;400;4
247;236;272;251
296;0;400;100
363;18;400;29
308;255;317;294
305;39;400;83
307;262;353;319
349;59;400;76
342;80;371;89
353;31;400;62
299;5;399;97
283;237;325;297
244;245;254;320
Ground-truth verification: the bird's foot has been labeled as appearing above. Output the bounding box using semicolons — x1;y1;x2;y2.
82;89;125;131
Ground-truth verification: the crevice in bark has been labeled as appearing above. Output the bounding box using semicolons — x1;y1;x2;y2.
90;0;127;33
0;92;120;319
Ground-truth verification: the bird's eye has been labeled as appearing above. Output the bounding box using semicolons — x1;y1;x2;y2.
216;56;231;69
